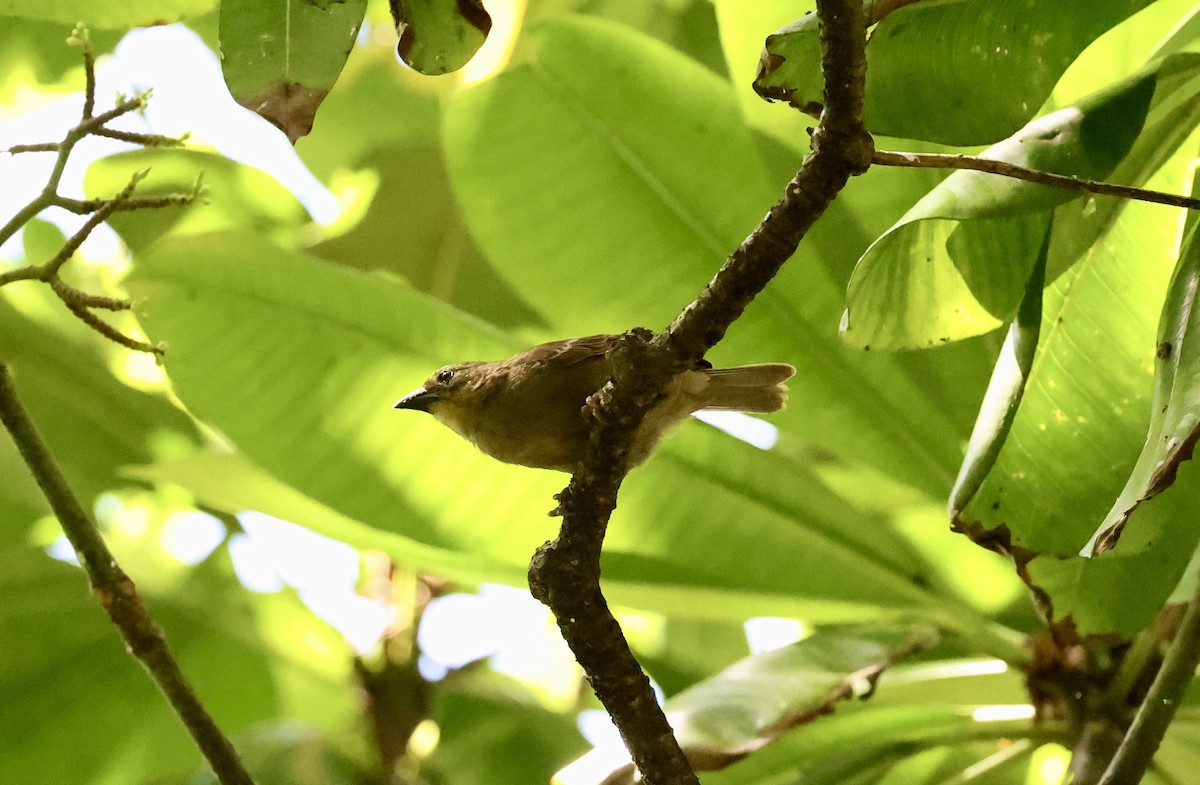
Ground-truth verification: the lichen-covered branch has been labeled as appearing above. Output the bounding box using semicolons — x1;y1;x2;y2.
526;2;872;784
0;363;255;785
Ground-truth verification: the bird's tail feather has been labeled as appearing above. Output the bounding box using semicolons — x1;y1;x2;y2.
702;363;796;413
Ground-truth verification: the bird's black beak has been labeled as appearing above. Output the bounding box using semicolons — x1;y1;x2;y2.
393;388;439;412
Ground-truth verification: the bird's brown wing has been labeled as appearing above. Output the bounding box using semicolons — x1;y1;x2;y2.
518;334;714;370
518;335;613;368
504;333;715;405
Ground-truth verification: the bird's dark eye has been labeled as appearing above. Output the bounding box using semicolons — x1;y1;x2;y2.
436;369;454;385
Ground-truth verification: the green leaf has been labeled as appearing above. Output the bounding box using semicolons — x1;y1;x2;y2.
1086;205;1200;554
443;15;779;336
184;723;366;785
694;655;1035;785
389;0;491;75
0;18;120;101
0;288;199;531
430;692;585;785
1048;53;1200;280
709;0;817;152
1149;1;1200;59
959;204;1177;554
443;14;987;495
310;143;546;330
957;153;1197;557
0;544;354;784
841;65;1161;351
754;0;1155;146
84;149;308;252
293;56;442;182
1025;514;1200;636
0;0;214;27
19;217;66;263
946;134;1200;636
948;229;1049;521
559;622;938;783
129;451;531;588
219;0;367;143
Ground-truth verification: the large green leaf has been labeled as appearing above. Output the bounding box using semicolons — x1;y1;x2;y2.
1014;185;1200;636
1086;200;1200;554
292;56;442;182
949;140;1200;635
754;0;1155;146
0;285;199;534
126;233;993;626
430;692;585;785
957;160;1195;556
310;143;545;331
841;64;1163;351
85;148;309;252
219;0;367;142
444;15;778;335
443;14;989;496
0;17;121;102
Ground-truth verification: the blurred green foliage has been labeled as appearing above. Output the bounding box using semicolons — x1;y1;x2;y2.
3;1;1200;784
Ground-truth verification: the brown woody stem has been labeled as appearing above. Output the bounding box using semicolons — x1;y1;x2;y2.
527;1;872;784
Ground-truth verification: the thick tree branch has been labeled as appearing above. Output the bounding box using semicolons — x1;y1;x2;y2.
872;149;1200;211
527;2;872;784
1097;572;1200;785
0;363;255;785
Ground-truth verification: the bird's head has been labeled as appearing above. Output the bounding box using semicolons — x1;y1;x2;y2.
393;361;495;434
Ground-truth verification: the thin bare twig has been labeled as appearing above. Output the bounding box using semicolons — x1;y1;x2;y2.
75;26;96;119
526;2;873;784
62;301;161;354
52;191;201;214
4;142;59;153
93;126;187;147
0;28;195;355
50;277;132;311
872;150;1200;211
0;194;52;249
43;169;146;279
0;363;252;785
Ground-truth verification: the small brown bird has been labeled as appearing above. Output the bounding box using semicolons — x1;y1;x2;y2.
394;335;795;471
